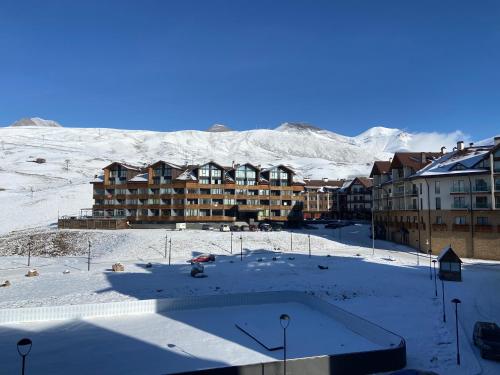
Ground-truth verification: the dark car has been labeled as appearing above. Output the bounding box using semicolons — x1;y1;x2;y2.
230;225;240;231
258;223;272;231
240;225;250;231
202;224;214;231
249;224;258;232
271;223;283;231
473;321;500;360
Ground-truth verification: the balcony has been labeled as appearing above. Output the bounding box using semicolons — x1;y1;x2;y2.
473;202;490;209
472;185;490;193
405;188;418;196
451;203;469;210
452;224;470;232
450;186;469;193
475;224;493;233
432;223;447;231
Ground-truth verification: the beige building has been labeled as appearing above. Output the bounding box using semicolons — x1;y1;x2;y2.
371;139;500;260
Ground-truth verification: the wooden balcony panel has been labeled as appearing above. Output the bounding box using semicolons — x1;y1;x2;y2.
452;224;470;232
475;224;493;233
432;223;448;231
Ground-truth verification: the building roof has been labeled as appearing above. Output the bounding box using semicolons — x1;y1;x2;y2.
390;152;442;172
369;161;391;177
129;173;148;182
437;246;462;263
344;177;373;191
103;162;143;171
413;146;495;178
148;160;183;170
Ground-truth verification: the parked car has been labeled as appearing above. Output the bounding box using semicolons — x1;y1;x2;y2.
240;225;250;231
271;223;283;231
230;225;240;232
202;224;214;231
220;224;230;232
249;224;258;232
190;253;215;263
258;223;272;231
473;321;500;360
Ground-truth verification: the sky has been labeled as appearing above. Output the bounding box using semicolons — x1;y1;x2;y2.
0;0;499;139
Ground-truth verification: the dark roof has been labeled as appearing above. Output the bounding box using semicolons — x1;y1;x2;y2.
346;177;373;190
391;152;442;172
369;161;391;177
103;162;143;171
437;246;462;263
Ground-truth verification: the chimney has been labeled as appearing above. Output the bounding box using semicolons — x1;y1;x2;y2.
440;146;446;155
420;152;426;164
469;142;474;148
457;141;464;151
389;157;393;163
495;136;500;146
231;160;235;168
322;177;329;182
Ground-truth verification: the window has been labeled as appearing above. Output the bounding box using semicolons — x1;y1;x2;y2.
454;216;466;225
211;188;223;195
441;262;460;272
453;196;466;208
476;217;489;225
475;196;488;209
452;180;465;192
435;181;440;194
436;216;443;224
435;197;441;210
419;183;423;194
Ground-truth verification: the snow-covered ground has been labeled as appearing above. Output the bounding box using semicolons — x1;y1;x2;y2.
0;122;467;235
0;225;499;374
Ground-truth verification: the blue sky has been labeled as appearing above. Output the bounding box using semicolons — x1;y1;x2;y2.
1;0;499;138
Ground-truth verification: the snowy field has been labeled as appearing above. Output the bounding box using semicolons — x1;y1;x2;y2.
0;224;499;374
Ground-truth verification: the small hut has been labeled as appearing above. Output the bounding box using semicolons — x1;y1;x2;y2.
437;246;462;281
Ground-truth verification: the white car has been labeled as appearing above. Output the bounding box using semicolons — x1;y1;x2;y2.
220;224;230;232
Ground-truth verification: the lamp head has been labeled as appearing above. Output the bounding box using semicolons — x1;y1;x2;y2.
432;260;436;264
17;338;32;356
280;314;290;329
451;298;461;304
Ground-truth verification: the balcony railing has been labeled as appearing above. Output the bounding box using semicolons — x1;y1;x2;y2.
450;186;469;193
472;185;490;193
473;202;490;209
451;203;469;209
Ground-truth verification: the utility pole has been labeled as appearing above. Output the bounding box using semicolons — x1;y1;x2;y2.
164;233;168;259
169;238;172;266
27;238;32;267
290;232;293;252
87;240;91;271
371;207;375;257
308;234;311;258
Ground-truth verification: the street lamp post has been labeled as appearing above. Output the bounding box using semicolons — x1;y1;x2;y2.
371;207;375;257
17;338;32;375
308;234;311;258
239;235;243;261
428;249;432;280
27;239;32;267
451;298;462;365
168;238;172;266
279;314;290;375
230;231;233;254
87;239;91;272
290;232;293;252
441;278;446;322
164;233;168;259
432;260;437;297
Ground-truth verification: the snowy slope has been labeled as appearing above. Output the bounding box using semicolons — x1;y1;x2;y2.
0;120;467;234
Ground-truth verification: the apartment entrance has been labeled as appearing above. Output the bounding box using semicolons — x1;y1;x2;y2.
238;210;259;222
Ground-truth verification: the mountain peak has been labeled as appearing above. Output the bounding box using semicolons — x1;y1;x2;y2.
275;122;323;132
206;123;232;132
9;117;62;128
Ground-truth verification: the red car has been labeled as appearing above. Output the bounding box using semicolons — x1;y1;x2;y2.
190;254;216;263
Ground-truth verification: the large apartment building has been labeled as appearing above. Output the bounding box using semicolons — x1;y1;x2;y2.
91;161;305;224
302;178;344;219
371;139;500;260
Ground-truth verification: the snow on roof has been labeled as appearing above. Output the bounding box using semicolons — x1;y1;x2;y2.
92;175;104;183
293;174;305;184
413;147;492;178
176;170;197;181
129;173;148;182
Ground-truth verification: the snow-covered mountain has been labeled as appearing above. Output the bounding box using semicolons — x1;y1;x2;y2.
9;117;62;128
0;118;468;234
206;123;232;132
